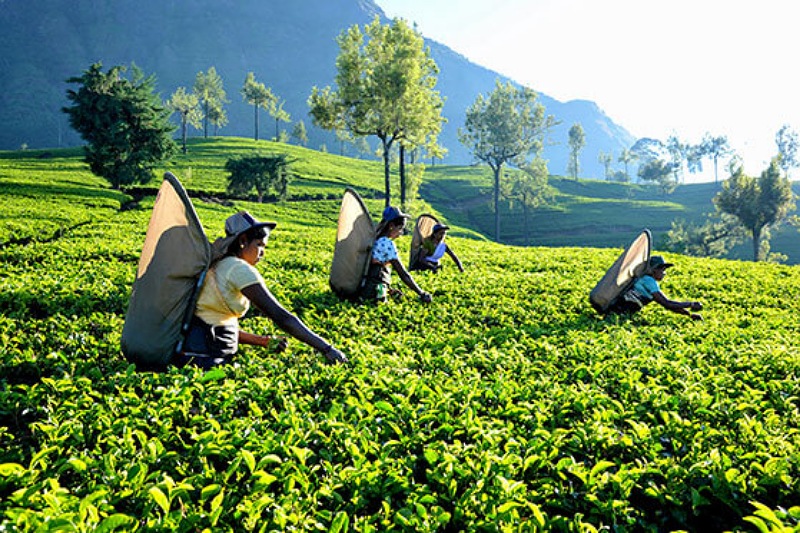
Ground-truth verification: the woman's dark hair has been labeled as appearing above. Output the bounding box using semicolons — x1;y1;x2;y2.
227;226;269;256
379;217;406;237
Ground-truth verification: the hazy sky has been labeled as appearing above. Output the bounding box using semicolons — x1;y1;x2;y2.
376;0;799;179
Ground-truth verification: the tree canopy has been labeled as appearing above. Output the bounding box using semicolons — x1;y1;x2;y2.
567;123;585;179
62;63;176;189
241;72;276;142
459;79;556;241
714;158;795;261
308;16;444;207
638;158;678;195
167;86;201;154
194;67;228;138
700;133;734;185
775;124;799;177
225;154;292;202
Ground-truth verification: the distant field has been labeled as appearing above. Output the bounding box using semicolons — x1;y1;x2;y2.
4;137;799;263
422;165;800;262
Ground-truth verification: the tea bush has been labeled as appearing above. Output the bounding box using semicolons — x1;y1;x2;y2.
1;147;798;532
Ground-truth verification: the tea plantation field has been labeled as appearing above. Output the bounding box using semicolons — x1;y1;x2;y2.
1;146;799;532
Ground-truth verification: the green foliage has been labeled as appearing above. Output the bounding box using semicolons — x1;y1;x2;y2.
567;123;585;179
699;133;734;185
309;16;444;206
617;148;638;183
504;160;554;245
459;79;557;241
775;124;799;177
63;63;177;189
665;214;745;258
2;145;800;531
714;159;795;261
291;120;308;146
225;154;293;202
638;159;678;195
167;87;202;154
194;67;228;139
241;72;277;142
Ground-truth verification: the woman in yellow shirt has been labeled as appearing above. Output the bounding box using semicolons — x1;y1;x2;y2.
178;210;347;368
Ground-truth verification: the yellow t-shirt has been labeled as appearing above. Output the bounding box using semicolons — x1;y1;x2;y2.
195;256;263;327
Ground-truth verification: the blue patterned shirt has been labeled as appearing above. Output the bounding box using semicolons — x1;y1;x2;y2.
372;236;399;263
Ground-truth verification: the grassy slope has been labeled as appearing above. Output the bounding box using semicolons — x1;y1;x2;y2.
422;164;800;262
5;137;800;261
1;139;798;530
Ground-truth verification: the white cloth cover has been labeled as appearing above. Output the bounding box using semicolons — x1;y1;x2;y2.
121;172;211;366
409;214;439;270
329;188;375;299
589;229;651;314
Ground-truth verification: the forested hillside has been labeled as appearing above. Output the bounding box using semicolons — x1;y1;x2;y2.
0;0;634;176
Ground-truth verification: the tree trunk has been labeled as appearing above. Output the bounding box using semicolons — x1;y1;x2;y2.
382;139;392;207
399;144;406;209
181;117;188;154
254;105;259;141
493;164;502;241
524;203;530;245
203;101;209;138
752;227;761;261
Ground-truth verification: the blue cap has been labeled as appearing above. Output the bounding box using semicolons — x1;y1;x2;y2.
381;206;410;223
432;223;450;233
649;255;674;269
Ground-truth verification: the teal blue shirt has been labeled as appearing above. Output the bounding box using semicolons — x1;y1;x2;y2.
632;275;660;301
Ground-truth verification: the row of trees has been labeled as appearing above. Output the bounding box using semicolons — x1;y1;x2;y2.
167;67;305;154
61;17;798;262
667;157;795;262
600;127;799;192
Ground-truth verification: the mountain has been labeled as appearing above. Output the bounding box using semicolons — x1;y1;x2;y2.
0;0;635;178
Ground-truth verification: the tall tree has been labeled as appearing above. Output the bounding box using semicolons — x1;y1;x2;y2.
598;150;614;180
618;148;637;182
241;72;276;141
207;100;228;136
567;122;585;179
666;135;687;183
700;133;733;186
269;98;291;141
685;143;705;174
638;158;678;195
167;86;201;154
665;214;744;258
63;63;176;189
193;67;227;138
506;159;553;244
309;16;444;206
775;124;799;177
291;120;308;146
459;79;556;241
714;158;794;261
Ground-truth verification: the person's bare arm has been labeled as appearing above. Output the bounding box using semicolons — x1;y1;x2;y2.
238;330;288;352
241;283;347;362
390;258;431;302
652;291;703;320
446;246;464;272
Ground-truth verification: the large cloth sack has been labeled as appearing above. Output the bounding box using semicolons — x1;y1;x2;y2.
589;229;651;314
409;214;439;271
121;172;211;367
329;188;375;300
